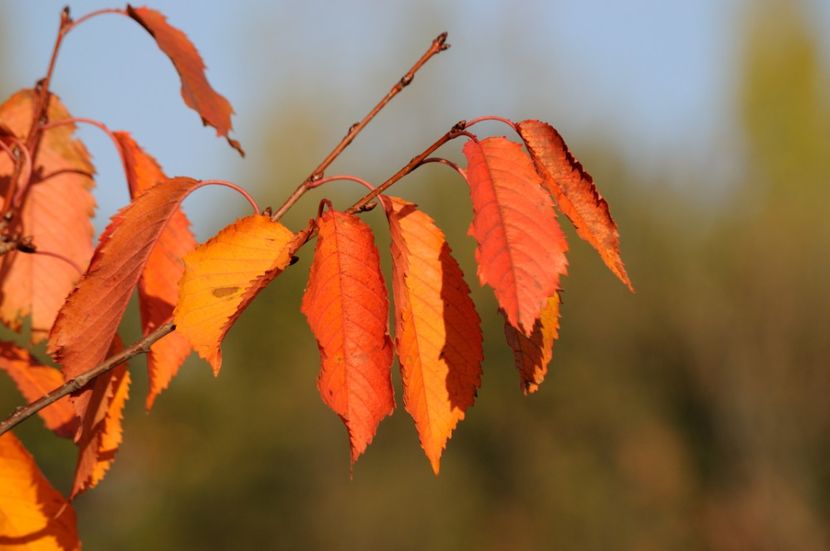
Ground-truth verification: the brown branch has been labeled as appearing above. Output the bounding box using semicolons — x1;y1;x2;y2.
0;322;175;437
271;32;449;221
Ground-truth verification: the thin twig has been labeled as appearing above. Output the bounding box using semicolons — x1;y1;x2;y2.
271;32;449;221
0;321;175;437
347;120;468;213
465;115;517;131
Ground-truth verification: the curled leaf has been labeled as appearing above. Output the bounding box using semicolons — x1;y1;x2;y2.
383;196;482;474
115;131;196;409
0;433;80;550
517;120;632;291
462;137;568;335
174;214;296;375
301;210;394;464
126;5;243;155
503;292;560;394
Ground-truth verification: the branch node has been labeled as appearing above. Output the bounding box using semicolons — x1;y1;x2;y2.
400;74;413;87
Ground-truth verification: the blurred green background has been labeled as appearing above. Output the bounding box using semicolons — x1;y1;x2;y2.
2;1;829;549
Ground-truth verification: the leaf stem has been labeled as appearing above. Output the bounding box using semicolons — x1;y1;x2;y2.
197;180;261;215
271;32;449;221
0;321;175;437
39;117;129;190
418;156;466;178
465;115;517;131
307;175;376;192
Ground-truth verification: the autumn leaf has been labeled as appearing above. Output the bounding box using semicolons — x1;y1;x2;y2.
126;5;243;155
383;196;482;474
0;342;77;438
462;137;568;336
503;293;560;394
70;338;130;498
517;120;632;291
48;177;200;403
0;89;95;343
301;210;394;464
115;131;196;409
174;214;297;375
0;432;79;550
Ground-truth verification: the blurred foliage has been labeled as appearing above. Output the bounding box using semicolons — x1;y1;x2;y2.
1;1;829;549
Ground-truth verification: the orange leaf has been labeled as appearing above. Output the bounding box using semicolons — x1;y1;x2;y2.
301;210;394;464
115;132;196;409
517;120;633;291
70;342;130;498
462;137;568;336
126;5;243;155
503;292;560;394
0;89;95;343
48;177;200;399
0;342;77;438
383;197;482;474
0;433;79;550
174;214;296;375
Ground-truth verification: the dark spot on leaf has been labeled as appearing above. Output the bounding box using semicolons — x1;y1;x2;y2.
212;286;239;298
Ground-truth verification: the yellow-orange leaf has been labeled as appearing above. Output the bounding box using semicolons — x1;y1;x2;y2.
71;337;130;498
503;293;560;394
462;137;568;336
49;177;200;405
115;131;195;409
383;197;482;474
126;5;243;155
0;432;79;550
517;120;633;291
0;342;77;438
301;210;394;464
174;214;296;375
0;89;95;343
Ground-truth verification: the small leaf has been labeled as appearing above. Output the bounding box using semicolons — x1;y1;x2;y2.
49;178;201;402
503;293;560;394
174;214;296;375
0;433;80;550
115;131;196;409
463;137;568;336
301;210;394;464
126;5;243;155
0;89;95;343
383;196;482;474
517;120;633;291
0;342;77;437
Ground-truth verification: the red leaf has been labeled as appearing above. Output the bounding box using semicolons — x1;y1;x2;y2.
462;137;568;335
174;214;297;375
0;342;77;437
383;196;482;474
70;338;130;498
301;210;394;464
503;293;560;394
0;89;95;342
126;5;243;155
517;120;633;291
115;132;196;409
0;433;79;550
48;178;200;404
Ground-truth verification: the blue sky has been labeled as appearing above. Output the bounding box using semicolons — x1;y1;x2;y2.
2;1;828;236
